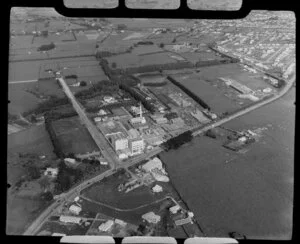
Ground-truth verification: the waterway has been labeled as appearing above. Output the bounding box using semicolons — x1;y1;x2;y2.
160;87;295;239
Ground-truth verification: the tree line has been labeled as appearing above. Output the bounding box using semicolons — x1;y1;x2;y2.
162;130;193;151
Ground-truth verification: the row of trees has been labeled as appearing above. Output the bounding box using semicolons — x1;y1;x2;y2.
22;95;70;117
55;161;83;193
119;84;156;113
162;130;193;151
111;61;194;75
167;76;211;110
143;81;168;87
37;42;55;51
74;79;119;100
44;115;65;158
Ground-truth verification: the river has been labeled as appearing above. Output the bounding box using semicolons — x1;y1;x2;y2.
160;87;295;239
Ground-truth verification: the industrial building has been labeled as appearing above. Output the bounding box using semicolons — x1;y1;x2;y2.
69;204;82;215
107;132;129;151
59;216;81;224
98;220;114;232
129;138;144;156
142;212;161;224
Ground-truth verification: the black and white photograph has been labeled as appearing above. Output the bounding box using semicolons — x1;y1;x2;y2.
6;0;295;241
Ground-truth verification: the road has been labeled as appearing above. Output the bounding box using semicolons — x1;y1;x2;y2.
57;77;119;170
23;72;294;235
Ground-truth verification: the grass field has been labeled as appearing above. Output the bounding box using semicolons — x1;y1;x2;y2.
173;73;239;114
51;116;99;155
82;172;165;210
8;83;40;115
6;195;52;235
107;52;177;69
7;124;56;235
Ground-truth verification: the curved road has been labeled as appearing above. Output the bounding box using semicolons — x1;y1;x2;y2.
23;73;294;235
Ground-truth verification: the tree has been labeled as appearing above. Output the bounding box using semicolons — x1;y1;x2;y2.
159;43;165;48
111;62;117;69
27;165;40;180
80;81;87;87
40;191;53;201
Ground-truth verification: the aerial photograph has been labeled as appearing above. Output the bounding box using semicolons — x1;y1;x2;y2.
7;1;295;240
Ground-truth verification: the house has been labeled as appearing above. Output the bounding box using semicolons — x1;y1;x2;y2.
152;185;163;193
44;168;58;178
98;220;114;232
64;158;76;164
69;204;82;215
169;205;181;214
142;212;161;224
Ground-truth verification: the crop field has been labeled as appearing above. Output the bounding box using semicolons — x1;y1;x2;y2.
8;83;40;115
173;73;239;114
9;61;41;81
51;116;99;155
107;52;177;69
123;32;152;41
36;79;66;98
179;51;224;63
10;35;34;49
131;45;164;56
32;32;76;45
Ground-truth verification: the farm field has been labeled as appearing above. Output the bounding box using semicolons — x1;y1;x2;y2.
106;52;179;69
9;61;41;81
51;116;99;155
195;63;273;91
8;83;40;115
172;73;239;114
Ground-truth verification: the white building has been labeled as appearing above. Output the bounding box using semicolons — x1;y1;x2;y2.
107;132;129;151
44;168;58;178
152;185;163;193
103;96;115;103
64;158;76;164
129;138;144;156
169;205;181;214
59;216;81;224
69;204;82;215
142;212;161;224
98;220;114;232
